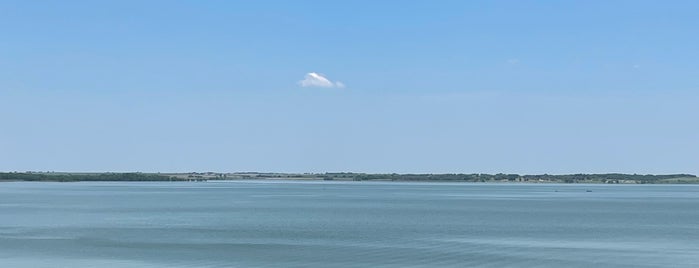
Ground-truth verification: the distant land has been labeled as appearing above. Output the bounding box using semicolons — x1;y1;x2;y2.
1;172;698;184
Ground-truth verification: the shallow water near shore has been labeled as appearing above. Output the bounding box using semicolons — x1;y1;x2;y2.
1;181;698;267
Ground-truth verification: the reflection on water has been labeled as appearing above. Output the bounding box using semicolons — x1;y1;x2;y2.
1;181;698;267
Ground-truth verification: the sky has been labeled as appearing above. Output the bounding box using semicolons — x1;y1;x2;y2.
1;1;697;174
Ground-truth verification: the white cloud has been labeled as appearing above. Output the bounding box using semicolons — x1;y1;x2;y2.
298;72;345;88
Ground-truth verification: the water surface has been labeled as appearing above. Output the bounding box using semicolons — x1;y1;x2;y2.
1;181;698;267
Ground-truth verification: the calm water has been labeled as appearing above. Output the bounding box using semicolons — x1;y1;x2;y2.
1;181;698;267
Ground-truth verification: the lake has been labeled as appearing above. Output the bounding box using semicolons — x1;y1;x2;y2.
1;181;698;267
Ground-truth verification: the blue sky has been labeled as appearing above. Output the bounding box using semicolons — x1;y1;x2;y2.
1;1;697;174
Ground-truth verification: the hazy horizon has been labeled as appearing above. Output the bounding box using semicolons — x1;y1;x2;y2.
2;169;696;177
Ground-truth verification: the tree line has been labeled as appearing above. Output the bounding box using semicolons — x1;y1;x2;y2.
1;172;696;184
339;173;697;184
0;172;177;182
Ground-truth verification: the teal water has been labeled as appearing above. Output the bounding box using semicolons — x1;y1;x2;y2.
1;181;698;267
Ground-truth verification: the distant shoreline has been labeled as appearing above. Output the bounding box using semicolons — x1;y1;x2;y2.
1;172;697;184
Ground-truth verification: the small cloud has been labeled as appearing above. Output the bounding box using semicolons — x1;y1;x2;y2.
633;64;640;69
507;58;520;65
298;72;345;88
